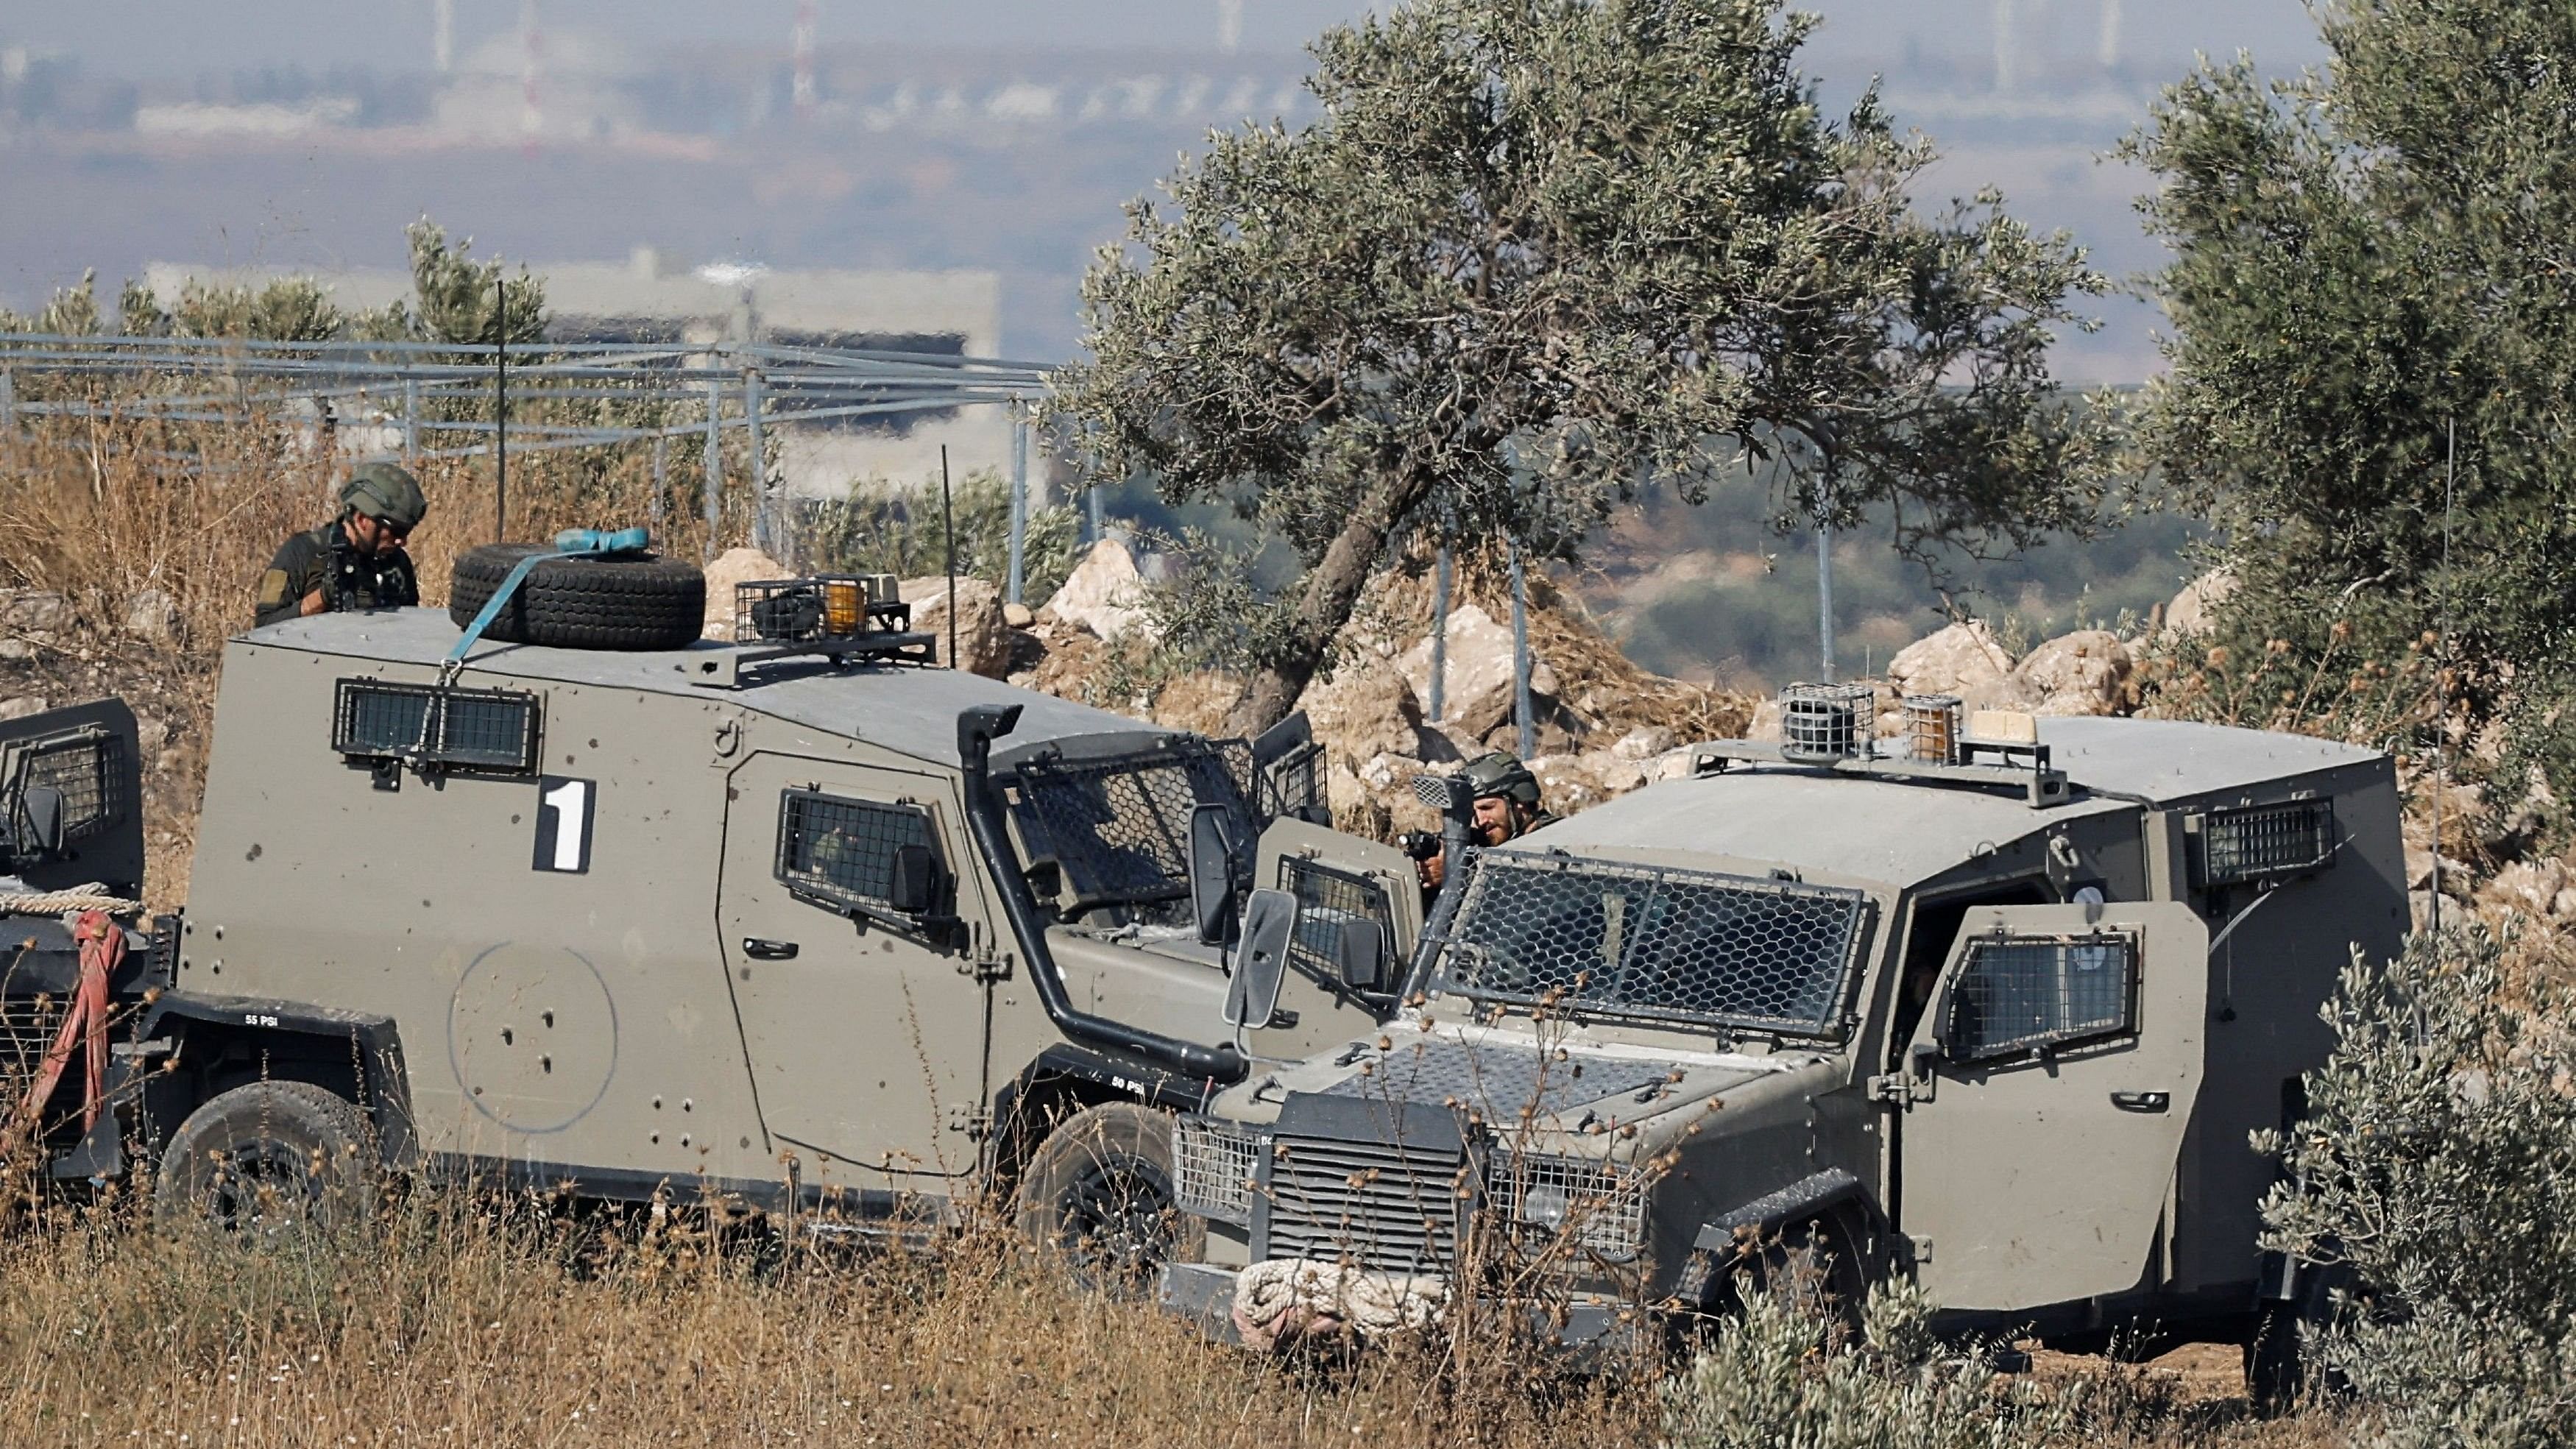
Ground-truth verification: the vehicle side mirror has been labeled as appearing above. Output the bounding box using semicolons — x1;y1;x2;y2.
1334;916;1384;992
887;843;942;915
15;785;65;858
1189;802;1241;945
1225;888;1297;1029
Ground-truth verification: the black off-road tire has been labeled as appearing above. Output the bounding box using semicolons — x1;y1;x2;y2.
1013;1102;1205;1294
155;1080;377;1236
449;543;707;651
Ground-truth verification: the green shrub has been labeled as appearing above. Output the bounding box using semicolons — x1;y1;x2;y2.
2264;928;2576;1447
799;469;1079;605
1659;1276;2067;1449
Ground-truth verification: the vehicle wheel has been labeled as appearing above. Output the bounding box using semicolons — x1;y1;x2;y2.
1710;1216;1871;1339
2246;1304;2314;1417
155;1081;376;1236
449;543;707;651
1013;1102;1204;1293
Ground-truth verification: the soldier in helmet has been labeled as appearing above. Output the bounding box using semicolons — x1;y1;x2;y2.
1418;751;1559;893
254;462;428;628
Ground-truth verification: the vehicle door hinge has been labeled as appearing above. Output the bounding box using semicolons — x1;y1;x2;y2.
1905;1233;1934;1266
1866;1073;1931;1105
944;1103;992;1140
961;946;1011;984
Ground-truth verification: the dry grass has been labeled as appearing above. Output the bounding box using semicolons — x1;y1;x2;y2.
0;1186;2363;1449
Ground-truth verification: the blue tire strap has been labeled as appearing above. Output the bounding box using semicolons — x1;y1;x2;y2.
444;526;653;673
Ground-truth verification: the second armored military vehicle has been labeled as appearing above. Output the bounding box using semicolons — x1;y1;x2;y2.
1161;690;2404;1397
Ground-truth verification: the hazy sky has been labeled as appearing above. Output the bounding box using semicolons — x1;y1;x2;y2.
3;0;2322;77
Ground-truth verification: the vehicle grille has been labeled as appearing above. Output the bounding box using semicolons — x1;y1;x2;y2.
1259;1134;1464;1273
0;996;66;1087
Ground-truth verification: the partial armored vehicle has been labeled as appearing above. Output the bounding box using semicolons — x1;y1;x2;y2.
6;560;1424;1276
1164;696;2403;1389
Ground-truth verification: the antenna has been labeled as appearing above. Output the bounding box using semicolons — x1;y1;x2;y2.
941;445;959;670
493;276;508;544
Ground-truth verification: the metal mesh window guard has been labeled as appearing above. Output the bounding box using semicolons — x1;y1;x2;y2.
776;790;941;912
2200;800;2336;886
10;730;128;840
1945;932;2136;1062
332;681;539;775
1429;851;1871;1037
1172;1116;1258;1225
1484;1152;1646;1261
1260;739;1326;823
1278;855;1396;991
1009;740;1257;914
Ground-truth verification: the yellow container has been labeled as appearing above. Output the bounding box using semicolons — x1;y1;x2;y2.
822;579;865;635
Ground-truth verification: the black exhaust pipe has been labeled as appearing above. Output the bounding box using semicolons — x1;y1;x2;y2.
956;704;1247;1084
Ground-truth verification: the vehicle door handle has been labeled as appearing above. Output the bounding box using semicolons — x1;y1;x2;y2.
2110;1091;2169;1113
742;938;800;960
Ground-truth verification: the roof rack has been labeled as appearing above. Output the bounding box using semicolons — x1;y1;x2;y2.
1690;693;2071;807
682;575;938;689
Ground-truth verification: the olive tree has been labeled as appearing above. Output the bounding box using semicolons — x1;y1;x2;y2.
2126;1;2576;796
1052;0;2111;733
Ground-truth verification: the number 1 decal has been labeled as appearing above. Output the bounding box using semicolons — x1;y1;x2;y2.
534;776;595;874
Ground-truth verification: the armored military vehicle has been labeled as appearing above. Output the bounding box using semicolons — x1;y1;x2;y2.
3;553;1425;1278
1161;690;2404;1395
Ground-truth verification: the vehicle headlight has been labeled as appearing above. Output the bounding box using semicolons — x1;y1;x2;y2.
1172;1114;1259;1225
1485;1150;1646;1262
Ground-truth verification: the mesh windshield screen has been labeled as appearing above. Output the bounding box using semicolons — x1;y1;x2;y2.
1010;740;1256;912
776;790;940;910
1945;933;2135;1061
1431;851;1870;1036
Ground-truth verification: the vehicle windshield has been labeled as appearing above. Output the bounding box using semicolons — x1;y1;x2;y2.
1006;737;1257;923
1426;849;1873;1038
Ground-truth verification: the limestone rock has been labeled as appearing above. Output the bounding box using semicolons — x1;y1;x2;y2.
1889;621;2015;698
0;696;51;723
122;588;180;645
1397;603;1560;742
1149;671;1242;737
1611;724;1674;761
2478;858;2570;920
899;575;1011;679
700;548;788;638
1036;538;1158;642
1303;662;1447;765
1529;751;1652;815
2014;630;2134;718
2163;568;2237;638
1002;600;1035;629
1747;696;1785;743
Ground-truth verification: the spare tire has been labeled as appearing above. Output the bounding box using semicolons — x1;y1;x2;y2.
449;543;707;651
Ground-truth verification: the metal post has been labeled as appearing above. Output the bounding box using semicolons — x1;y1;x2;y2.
744;366;769;562
941;445;960;670
701;375;724;563
0;368;15;444
1816;521;1836;683
1510;540;1535;759
1429;545;1451;723
1088;481;1105;545
400;375;417;463
1005;399;1029;606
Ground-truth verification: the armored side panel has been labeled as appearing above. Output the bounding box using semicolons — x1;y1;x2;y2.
182;634;782;1191
0;697;144;899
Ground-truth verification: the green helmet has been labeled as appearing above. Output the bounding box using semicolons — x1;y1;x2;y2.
339;461;428;531
1461;751;1541;808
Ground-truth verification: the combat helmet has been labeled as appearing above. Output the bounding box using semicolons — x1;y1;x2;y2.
339;461;428;532
1461;751;1541;807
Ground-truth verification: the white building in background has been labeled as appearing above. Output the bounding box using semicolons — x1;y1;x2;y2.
141;250;1016;498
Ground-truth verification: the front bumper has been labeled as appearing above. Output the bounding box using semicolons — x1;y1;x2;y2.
1156;1260;1635;1351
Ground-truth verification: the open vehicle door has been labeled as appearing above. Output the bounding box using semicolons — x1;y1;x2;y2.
1249;818;1421;1046
1894;901;2207;1311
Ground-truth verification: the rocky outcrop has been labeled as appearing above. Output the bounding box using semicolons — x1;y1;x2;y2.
2012;630;2134;717
2163;568;2237;638
899;575;1011;679
1886;621;2030;711
1037;538;1158;644
1303;662;1454;765
0;589;70;662
1395;603;1560;743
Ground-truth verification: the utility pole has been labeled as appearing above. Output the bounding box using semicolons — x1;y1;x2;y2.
492;277;507;544
1429;545;1451;723
701;374;724;563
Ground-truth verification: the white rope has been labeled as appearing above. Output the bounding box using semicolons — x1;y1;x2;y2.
0;885;136;918
1231;1258;1449;1349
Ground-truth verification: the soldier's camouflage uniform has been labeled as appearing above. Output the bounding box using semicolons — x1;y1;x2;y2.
253;525;420;628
